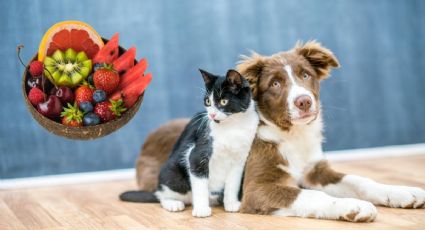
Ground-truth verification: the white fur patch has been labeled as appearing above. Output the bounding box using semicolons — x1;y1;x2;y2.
257;112;324;182
273;189;377;222
283;65;316;123
321;175;425;208
155;185;191;212
190;176;212;217
208;101;258;192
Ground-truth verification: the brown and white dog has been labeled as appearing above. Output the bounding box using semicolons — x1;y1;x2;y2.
135;41;425;222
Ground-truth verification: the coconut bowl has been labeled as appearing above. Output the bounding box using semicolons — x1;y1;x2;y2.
22;39;144;140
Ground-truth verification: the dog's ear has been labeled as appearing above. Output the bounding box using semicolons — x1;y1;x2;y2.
236;52;265;99
295;41;340;80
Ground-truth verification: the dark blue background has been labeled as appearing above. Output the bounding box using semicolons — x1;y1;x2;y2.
1;0;424;178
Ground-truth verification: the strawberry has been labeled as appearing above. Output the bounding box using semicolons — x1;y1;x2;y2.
29;61;43;77
60;103;83;127
28;87;46;106
75;85;94;106
110;73;152;108
94;64;120;94
94;100;126;122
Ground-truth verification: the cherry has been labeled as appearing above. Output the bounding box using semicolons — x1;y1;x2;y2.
27;75;52;91
50;86;74;105
37;95;62;119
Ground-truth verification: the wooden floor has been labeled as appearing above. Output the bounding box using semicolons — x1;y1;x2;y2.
1;155;425;230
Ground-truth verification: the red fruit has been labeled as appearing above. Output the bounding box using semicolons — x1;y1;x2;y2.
94;100;127;122
94;66;120;94
61;103;83;127
37;95;62;119
93;33;119;64
94;101;115;122
113;47;136;73
62;117;82;127
51;86;74;104
29;61;43;77
110;73;152;108
75;85;94;106
28;87;46;106
117;59;147;91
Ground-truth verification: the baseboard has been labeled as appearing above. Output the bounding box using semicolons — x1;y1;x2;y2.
325;143;425;161
1;143;425;190
0;169;135;190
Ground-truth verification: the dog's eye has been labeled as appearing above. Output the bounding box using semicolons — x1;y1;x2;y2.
220;99;228;106
272;81;281;88
205;98;211;106
303;73;310;80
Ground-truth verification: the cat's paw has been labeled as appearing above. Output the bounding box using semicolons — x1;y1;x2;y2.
224;201;241;212
383;186;425;208
160;200;185;212
335;199;377;222
192;206;212;217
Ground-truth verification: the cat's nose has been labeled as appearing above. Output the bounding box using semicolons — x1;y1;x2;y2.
209;113;216;119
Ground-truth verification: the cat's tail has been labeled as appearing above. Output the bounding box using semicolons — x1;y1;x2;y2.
119;190;159;203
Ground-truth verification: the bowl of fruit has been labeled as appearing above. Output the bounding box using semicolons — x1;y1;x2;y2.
20;21;152;140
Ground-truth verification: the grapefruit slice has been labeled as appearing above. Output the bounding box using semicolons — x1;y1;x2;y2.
38;20;104;62
93;33;119;64
113;47;136;73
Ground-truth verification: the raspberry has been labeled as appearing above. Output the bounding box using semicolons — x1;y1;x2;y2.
28;87;46;106
29;61;43;77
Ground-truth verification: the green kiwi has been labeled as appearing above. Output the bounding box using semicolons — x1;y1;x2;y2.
43;48;92;88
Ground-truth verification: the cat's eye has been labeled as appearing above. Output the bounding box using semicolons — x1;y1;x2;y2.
272;81;281;88
205;98;211;106
220;99;228;106
303;72;310;80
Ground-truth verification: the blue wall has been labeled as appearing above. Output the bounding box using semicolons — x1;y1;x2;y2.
1;0;425;178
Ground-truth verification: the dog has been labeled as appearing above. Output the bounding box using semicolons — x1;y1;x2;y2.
134;41;425;222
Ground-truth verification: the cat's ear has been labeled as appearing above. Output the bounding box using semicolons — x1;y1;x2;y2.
199;69;217;85
226;69;245;88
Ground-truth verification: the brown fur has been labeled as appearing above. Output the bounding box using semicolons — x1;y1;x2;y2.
237;41;340;214
136;119;189;191
240;137;300;214
305;160;344;186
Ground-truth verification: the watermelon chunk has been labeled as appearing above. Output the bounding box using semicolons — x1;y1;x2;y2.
117;58;148;91
113;47;136;73
93;33;119;64
110;73;152;108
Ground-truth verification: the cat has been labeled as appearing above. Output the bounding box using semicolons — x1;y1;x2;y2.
120;69;259;217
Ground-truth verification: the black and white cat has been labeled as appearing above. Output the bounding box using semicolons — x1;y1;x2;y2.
120;69;259;217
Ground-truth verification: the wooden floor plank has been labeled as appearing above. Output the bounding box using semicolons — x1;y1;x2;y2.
1;155;425;229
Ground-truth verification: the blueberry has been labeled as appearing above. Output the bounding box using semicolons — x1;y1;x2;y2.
87;74;94;86
83;112;100;126
79;101;93;113
93;90;106;103
93;63;103;72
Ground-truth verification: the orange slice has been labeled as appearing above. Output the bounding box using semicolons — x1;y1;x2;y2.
38;20;104;61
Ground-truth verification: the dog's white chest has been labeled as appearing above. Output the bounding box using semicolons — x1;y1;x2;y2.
257;117;324;182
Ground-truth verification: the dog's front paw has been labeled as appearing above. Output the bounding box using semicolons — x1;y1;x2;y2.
384;186;425;209
335;199;377;222
192;206;212;217
224;201;241;212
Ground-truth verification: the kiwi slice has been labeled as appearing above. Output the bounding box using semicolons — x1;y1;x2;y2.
43;48;92;88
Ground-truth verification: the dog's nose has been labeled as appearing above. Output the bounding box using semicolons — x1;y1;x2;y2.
294;95;312;112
